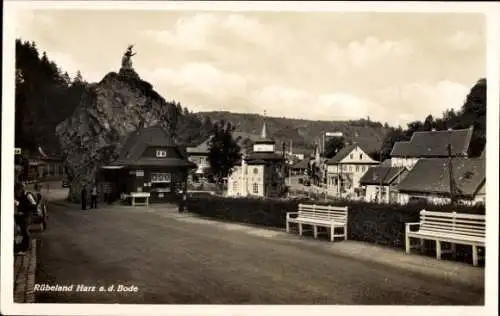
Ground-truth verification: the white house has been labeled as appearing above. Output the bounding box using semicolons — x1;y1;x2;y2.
359;166;409;203
226;122;286;198
325;143;379;198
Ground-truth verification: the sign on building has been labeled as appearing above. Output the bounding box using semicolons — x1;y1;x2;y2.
325;132;343;137
15;148;22;155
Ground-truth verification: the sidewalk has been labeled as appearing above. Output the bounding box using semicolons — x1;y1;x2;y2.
177;212;485;290
14;239;37;303
46;196;485;290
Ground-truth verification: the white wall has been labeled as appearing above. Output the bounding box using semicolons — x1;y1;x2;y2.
391;157;419;169
253;144;275;152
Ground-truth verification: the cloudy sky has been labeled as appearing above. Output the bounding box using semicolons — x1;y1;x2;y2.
15;9;486;126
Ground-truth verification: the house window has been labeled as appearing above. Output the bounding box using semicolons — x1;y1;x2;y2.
360;154;363;160
233;181;239;191
362;166;366;172
253;183;259;194
253;167;259;174
356;166;359;172
156;150;167;158
350;154;353;159
349;166;352;172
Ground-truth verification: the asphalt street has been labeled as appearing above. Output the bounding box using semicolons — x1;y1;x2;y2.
35;200;484;305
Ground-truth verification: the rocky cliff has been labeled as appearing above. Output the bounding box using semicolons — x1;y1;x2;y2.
56;70;177;202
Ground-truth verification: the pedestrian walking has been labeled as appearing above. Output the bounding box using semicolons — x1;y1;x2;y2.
90;184;98;209
14;182;36;255
81;186;88;210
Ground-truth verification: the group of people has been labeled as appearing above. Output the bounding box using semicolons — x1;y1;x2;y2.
14;182;39;255
81;184;99;210
80;182;114;210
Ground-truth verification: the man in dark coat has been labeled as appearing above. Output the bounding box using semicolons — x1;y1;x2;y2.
81;186;88;210
14;182;36;255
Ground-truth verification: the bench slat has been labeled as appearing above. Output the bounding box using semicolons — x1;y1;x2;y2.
420;210;485;220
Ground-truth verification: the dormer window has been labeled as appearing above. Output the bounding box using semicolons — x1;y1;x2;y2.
350;154;353;159
360;154;363;160
156;150;167;158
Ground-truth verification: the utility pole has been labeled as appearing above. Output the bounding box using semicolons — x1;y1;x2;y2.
447;142;456;205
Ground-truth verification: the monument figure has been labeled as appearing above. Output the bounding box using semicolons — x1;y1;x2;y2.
121;45;136;70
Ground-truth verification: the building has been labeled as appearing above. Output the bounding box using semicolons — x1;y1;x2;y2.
390;127;473;169
290;158;311;176
397;157;485;205
325;143;379;198
359;166;409;203
186;132;263;177
226;122;286;197
100;126;197;204
186;138;211;175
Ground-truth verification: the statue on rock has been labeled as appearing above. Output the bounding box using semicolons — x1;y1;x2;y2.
119;45;139;78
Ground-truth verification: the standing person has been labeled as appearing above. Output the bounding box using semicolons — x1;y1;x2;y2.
14;182;36;255
90;184;98;209
81;186;88;210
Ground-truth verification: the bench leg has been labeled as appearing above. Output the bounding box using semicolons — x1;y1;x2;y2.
420;238;426;253
451;243;457;259
472;244;479;267
330;226;335;242
436;240;442;260
313;226;318;239
131;198;135;206
299;223;303;236
344;225;347;240
286;220;290;233
405;234;411;254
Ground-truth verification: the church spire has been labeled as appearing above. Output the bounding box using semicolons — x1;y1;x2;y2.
261;110;268;139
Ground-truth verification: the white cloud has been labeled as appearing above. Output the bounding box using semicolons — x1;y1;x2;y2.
447;30;481;51
326;37;414;70
144;13;274;51
145;13;216;50
145;63;248;100
375;81;470;125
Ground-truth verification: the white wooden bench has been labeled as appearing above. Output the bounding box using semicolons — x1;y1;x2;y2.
286;204;348;242
123;192;150;207
405;210;485;266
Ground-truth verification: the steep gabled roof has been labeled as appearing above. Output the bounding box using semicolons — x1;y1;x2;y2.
397;157;485;197
390;127;473;158
359;166;407;185
326;143;376;165
111;126;195;168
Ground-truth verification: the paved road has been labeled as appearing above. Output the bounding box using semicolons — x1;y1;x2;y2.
35;201;484;305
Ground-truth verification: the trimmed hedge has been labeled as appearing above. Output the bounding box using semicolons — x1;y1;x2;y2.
186;195;485;250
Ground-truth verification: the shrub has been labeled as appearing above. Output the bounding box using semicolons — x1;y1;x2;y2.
186;195;485;249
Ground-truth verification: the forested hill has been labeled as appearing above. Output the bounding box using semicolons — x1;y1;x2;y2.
195;111;390;153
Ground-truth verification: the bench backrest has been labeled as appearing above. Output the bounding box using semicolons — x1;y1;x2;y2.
297;204;348;223
419;210;485;239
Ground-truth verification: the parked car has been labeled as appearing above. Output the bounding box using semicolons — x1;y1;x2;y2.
26;191;48;232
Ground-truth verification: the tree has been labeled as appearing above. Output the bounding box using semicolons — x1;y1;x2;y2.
207;120;241;189
423;114;434;131
74;70;84;84
324;136;346;158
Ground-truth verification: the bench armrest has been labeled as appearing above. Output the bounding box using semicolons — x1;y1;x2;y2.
405;222;420;233
286;212;299;219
